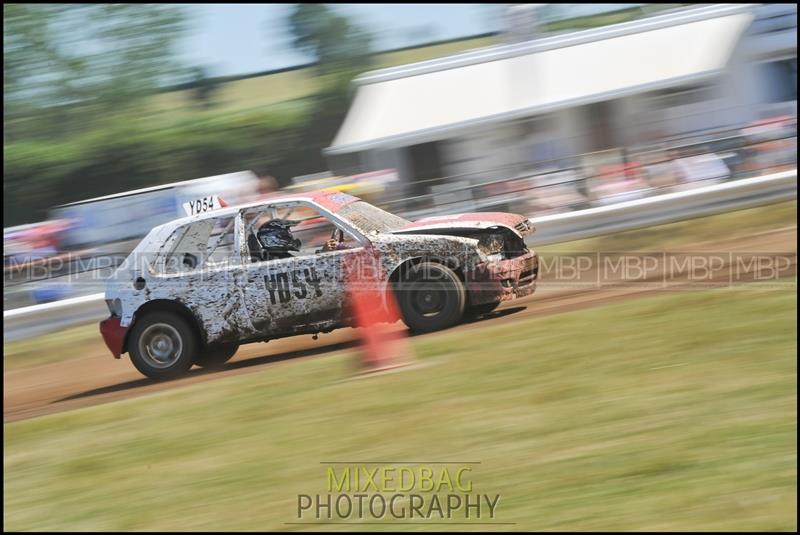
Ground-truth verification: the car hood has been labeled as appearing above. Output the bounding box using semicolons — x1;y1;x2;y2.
394;212;535;237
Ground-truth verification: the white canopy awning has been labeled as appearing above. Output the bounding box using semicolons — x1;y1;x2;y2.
326;7;753;155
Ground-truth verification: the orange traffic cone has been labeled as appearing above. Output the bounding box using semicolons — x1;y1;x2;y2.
346;253;414;374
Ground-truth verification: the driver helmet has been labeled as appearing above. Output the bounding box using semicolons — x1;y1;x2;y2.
256;219;301;252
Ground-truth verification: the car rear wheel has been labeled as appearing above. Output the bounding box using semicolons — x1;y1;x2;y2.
194;342;239;369
128;311;197;380
397;262;466;333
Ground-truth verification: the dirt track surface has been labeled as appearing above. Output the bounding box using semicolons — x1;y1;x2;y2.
4;227;796;423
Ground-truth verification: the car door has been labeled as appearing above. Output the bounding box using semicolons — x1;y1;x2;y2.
151;215;252;344
237;204;369;336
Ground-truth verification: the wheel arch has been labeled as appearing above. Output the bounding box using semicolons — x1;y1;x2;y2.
387;255;465;285
123;299;206;355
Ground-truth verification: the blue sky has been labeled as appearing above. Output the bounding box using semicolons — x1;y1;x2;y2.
178;4;502;77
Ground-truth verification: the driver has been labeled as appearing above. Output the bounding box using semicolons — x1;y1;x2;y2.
249;218;350;261
250;219;301;262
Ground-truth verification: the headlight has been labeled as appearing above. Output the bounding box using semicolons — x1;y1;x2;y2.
485;253;503;263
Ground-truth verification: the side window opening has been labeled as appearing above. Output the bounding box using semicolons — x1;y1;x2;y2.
158;216;237;274
244;204;360;264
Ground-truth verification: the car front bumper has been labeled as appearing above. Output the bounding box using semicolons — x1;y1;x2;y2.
100;315;128;358
465;250;539;306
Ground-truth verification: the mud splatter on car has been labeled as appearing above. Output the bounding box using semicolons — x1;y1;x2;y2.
101;190;538;379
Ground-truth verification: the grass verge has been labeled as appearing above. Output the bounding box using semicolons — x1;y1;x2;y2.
4;282;797;531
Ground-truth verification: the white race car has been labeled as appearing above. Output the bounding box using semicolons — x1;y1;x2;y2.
101;190;538;379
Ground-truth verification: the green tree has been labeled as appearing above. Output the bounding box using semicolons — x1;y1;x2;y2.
286;4;373;78
188;66;222;110
283;4;374;170
3;3;190;141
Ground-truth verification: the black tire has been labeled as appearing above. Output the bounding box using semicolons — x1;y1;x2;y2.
466;300;501;317
193;342;239;369
128;311;197;380
396;262;466;333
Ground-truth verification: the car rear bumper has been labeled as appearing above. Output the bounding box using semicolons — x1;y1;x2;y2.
466;250;539;306
100;315;128;358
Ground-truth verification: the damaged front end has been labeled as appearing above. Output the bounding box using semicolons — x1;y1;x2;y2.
466;247;539;306
462;226;538;306
393;213;539;306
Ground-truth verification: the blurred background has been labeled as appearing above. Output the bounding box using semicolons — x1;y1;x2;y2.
3;3;797;309
3;5;797;531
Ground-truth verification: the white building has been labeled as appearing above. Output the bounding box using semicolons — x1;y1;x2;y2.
324;4;796;194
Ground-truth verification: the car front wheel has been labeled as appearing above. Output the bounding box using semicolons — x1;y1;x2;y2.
396;262;466;333
128;311;197;380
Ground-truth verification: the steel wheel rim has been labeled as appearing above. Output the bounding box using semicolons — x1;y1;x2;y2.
139;323;183;369
411;281;447;317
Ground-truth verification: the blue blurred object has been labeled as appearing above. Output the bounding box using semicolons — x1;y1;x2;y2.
32;285;70;304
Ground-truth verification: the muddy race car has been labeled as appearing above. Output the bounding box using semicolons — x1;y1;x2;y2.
100;190;539;379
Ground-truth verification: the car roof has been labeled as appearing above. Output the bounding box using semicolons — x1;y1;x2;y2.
150;189;362;235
